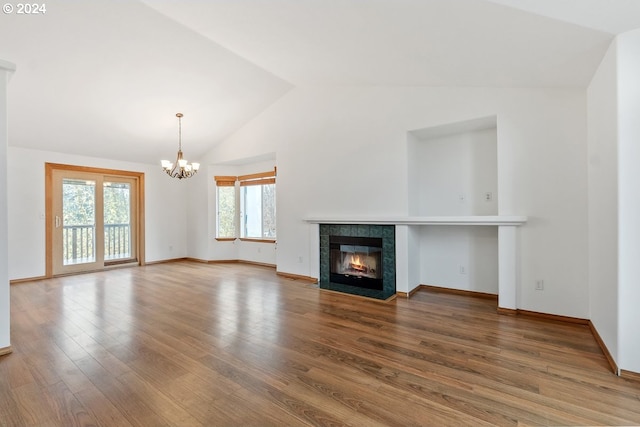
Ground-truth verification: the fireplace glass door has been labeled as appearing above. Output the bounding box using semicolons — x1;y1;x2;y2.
329;236;383;290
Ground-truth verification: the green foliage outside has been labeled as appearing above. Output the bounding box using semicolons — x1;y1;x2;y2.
103;183;130;225
62;179;131;262
62;180;130;225
63;179;95;226
217;186;236;237
262;184;276;238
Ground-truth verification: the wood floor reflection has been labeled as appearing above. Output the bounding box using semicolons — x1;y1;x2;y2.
2;261;639;426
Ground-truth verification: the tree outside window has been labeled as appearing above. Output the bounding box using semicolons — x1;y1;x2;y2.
241;183;276;239
216;186;236;238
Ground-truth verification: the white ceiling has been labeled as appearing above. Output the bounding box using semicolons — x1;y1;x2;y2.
486;0;640;34
0;1;292;163
141;0;616;87
1;0;638;165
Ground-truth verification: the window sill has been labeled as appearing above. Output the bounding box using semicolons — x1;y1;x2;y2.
239;238;276;244
215;237;237;242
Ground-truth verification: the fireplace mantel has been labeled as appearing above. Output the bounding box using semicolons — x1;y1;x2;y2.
306;215;527;311
305;215;527;226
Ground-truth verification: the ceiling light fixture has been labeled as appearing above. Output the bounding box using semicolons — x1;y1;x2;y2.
161;113;200;179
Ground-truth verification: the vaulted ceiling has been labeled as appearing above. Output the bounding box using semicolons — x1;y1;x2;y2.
1;0;638;164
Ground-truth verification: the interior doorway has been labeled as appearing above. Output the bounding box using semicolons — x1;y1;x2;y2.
45;163;145;276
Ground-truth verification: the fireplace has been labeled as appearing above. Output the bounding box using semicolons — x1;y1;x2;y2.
330;236;383;290
319;224;396;300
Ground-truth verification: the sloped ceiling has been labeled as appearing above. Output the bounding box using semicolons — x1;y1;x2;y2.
0;1;292;164
140;0;615;87
486;0;640;34
1;0;638;164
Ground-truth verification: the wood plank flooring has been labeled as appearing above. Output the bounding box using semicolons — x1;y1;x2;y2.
2;261;639;426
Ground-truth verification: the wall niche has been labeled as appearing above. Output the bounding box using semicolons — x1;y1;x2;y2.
407;116;499;295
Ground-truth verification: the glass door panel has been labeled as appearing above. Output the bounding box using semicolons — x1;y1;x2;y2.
62;178;97;265
104;180;135;264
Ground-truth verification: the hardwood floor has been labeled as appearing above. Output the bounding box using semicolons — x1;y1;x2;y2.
2;261;639;426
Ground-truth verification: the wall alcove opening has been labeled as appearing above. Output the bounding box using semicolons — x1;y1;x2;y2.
407;115;499;295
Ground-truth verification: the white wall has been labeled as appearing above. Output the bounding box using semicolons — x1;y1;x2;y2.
7;147;189;280
420;225;498;294
406;132;421;216
587;38;619;367
616;29;640;374
186;168;211;261
413;128;498;216
0;60;15;351
203;86;589;318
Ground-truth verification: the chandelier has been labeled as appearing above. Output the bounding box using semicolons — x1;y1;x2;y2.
161;113;200;179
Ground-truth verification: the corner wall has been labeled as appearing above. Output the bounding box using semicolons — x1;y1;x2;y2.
587;29;640;375
0;60;15;351
616;29;640;374
587;37;619;368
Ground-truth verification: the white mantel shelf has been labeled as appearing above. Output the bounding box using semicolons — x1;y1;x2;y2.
306;215;526;310
305;216;527;226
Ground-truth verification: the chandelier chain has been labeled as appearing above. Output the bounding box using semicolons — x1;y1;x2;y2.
178;114;182;152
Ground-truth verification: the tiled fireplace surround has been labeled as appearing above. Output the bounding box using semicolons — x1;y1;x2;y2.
319;224;396;300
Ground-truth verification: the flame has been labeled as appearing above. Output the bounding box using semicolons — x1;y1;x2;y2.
350;254;363;268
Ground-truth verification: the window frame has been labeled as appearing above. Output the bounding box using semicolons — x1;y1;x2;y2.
239;169;276;242
214;175;238;241
239;182;276;241
214;168;277;242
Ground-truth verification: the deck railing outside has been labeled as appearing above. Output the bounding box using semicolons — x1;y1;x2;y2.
63;223;130;264
104;223;131;260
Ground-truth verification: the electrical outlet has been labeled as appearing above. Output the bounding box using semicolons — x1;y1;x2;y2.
298;256;303;263
535;279;544;290
459;265;467;275
485;192;493;202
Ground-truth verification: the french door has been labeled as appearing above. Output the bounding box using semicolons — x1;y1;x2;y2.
46;164;144;276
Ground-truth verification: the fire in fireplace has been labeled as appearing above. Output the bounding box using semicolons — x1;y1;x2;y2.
330;236;383;290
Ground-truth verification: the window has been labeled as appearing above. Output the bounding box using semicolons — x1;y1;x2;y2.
214;168;277;241
240;169;276;240
214;176;237;240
